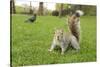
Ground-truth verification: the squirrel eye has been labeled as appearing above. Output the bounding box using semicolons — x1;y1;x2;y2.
61;32;63;35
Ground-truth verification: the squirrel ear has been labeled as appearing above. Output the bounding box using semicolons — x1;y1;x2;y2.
61;29;63;32
60;29;64;35
53;28;56;34
53;31;55;34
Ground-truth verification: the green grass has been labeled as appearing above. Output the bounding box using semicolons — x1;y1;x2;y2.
11;14;96;66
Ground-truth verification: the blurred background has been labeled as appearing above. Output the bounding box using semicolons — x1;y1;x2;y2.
10;0;96;16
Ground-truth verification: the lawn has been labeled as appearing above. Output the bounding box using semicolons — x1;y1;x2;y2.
11;14;96;66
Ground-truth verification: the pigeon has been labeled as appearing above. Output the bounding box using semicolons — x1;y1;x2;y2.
25;14;37;23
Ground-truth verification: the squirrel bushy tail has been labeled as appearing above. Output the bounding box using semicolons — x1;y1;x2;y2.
68;10;84;42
